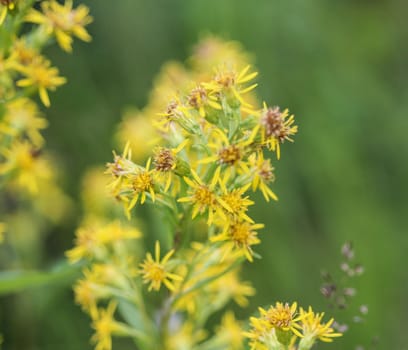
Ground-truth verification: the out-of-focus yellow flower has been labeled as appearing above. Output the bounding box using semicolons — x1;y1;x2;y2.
115;109;157;163
0;140;52;194
139;241;182;292
66;220;142;263
0;98;48;147
215;311;245;350
15;56;66;107
298;306;342;347
165;321;207;350
91;301;121;350
25;0;92;52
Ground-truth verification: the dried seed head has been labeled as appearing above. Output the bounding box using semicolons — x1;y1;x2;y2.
260;106;289;141
154;147;175;172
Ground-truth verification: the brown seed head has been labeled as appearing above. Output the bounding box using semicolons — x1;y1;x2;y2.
154;148;175;172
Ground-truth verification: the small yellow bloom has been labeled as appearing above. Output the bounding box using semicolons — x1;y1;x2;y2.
91;301;121;350
16;56;66;107
66;220;141;263
204;65;258;111
25;0;92;52
298;306;342;346
0;98;48;147
187;84;221;118
0;141;52;194
178;167;231;225
212;219;263;262
248;152;278;202
139;241;182;292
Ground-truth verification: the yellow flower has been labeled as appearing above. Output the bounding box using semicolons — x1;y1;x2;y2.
218;173;254;223
259;104;298;159
66;220;141;263
186;84;221;118
139;241;182;292
127;157;156;208
204;65;258;111
25;0;92;52
178;167;231;225
0;98;48;147
298;307;342;347
260;302;304;337
212;219;263;262
199;126;258;178
91;301;121;350
248;152;278;202
214;311;245;350
244;302;306;349
16;56;66;107
0;140;52;194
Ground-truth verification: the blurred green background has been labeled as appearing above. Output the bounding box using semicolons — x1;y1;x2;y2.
2;0;408;349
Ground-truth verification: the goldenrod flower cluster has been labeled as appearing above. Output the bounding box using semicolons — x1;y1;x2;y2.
69;36;341;350
0;0;90;253
244;302;342;350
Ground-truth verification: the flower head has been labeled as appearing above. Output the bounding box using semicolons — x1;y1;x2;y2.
212;219;263;262
298;306;342;348
16;56;66;107
25;0;92;52
139;241;182;292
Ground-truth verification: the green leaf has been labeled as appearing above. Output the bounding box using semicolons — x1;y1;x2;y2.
0;261;82;295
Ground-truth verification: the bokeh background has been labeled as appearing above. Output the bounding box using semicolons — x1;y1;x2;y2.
1;0;407;349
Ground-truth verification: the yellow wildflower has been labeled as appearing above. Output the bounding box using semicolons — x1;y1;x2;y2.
212;219;263;262
214;311;245;350
204;65;258;111
66;220;141;263
178;167;231;225
186;84;222;118
244;302;306;349
248;152;278;202
91;301;121;350
0;141;52;194
0;98;48;147
298;306;342;347
199;126;258;178
127;157;156;208
219;183;254;223
16;56;66;107
25;0;92;52
260;302;304;337
259;104;298;159
139;241;182;292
